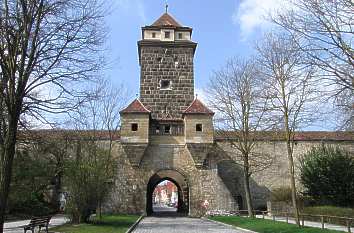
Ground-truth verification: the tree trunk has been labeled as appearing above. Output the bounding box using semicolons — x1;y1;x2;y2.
0;120;18;233
243;158;254;217
281;79;300;227
97;200;102;220
286;140;300;226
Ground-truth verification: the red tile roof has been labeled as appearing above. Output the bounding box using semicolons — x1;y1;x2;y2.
151;13;182;27
183;98;214;115
120;99;150;114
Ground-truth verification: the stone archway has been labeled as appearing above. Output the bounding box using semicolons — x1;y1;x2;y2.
146;169;189;216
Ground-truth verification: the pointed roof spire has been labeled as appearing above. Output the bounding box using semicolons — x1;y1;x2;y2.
151;12;182;27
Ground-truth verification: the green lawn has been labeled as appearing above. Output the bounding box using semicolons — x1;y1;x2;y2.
209;216;344;233
51;214;140;233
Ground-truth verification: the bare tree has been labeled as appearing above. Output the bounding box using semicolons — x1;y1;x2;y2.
65;81;128;221
272;0;354;129
256;32;320;226
0;0;107;231
208;58;273;217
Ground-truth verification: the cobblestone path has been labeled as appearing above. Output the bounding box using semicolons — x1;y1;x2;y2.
132;217;254;233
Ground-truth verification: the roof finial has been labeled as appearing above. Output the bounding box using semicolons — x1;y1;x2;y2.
165;1;169;13
196;93;198;99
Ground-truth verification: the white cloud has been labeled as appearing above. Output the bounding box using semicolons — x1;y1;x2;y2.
233;0;287;38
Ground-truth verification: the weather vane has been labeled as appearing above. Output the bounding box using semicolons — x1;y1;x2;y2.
165;0;169;13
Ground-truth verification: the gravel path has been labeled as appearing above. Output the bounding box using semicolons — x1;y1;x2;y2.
132;216;254;233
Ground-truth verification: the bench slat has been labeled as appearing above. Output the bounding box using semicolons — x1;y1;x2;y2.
24;216;52;233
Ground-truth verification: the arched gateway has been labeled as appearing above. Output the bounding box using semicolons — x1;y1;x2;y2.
146;170;189;215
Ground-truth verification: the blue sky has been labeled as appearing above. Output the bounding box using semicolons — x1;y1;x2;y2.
102;0;337;131
105;0;279;96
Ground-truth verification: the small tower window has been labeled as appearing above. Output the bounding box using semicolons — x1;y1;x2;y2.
196;124;203;132
131;123;138;132
160;80;171;89
152;32;156;38
165;31;170;39
178;33;183;39
164;125;171;134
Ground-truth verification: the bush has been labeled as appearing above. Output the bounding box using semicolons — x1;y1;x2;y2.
270;186;293;204
10;194;53;217
8;149;57;216
299;145;354;207
64;140;117;223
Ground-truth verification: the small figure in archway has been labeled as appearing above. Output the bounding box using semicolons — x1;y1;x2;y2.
202;199;209;216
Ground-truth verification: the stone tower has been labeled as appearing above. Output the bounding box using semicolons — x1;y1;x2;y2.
138;13;197;120
120;11;214;149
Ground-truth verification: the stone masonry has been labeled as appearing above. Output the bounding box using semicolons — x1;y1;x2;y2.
139;45;195;119
105;138;353;217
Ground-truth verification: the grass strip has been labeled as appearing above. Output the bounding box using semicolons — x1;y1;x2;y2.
210;216;344;233
51;214;140;233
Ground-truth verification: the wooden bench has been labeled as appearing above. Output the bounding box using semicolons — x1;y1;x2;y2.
23;216;52;233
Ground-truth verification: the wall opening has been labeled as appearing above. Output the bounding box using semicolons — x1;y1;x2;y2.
152;180;178;213
146;170;189;216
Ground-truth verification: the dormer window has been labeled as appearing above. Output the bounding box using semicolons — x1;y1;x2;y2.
160;80;172;90
165;31;170;39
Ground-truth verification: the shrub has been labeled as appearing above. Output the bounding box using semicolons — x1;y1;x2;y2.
299;145;354;207
8;149;57;216
270;186;293;204
64;140;117;223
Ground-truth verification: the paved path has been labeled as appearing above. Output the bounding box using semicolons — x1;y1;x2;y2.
4;215;68;233
256;215;352;233
132;217;253;233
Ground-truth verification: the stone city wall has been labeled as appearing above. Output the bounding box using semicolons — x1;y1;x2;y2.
105;139;353;216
